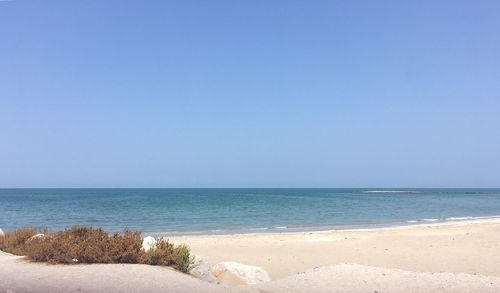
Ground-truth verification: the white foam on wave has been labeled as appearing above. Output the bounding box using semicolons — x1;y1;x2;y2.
248;227;269;231
404;215;500;226
445;215;500;221
363;190;419;194
248;226;288;231
446;217;474;221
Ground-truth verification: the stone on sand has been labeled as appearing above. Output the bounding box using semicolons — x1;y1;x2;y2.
190;255;219;283
212;261;270;284
142;236;157;252
27;233;45;241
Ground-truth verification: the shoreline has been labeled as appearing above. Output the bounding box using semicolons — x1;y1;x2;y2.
155;215;500;238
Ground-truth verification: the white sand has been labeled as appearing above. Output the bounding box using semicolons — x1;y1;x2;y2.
1;219;500;292
171;218;500;280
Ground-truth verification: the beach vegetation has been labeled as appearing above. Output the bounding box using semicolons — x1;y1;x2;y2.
0;227;47;255
24;226;143;264
0;226;193;273
141;240;193;273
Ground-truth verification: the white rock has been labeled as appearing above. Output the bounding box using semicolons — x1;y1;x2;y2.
190;255;218;283
212;261;270;284
27;233;45;241
0;228;4;237
142;236;157;252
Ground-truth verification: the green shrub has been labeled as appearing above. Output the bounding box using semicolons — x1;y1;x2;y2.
141;240;193;273
173;244;193;273
141;240;176;266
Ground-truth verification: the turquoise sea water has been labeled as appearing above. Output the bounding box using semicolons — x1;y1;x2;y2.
1;188;500;235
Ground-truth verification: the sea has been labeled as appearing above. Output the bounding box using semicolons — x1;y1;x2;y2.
1;188;500;235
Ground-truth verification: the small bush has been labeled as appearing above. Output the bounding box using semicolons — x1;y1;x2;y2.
24;226;143;264
1;226;192;273
0;227;47;255
108;229;143;263
141;240;176;266
173;244;193;273
141;240;192;273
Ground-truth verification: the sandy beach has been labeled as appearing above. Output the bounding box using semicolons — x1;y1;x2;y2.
2;219;500;292
171;218;500;280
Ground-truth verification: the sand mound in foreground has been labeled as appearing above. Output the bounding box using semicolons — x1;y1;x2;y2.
1;251;500;293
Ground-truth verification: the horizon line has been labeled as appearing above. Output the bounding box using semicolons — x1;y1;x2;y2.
1;187;499;189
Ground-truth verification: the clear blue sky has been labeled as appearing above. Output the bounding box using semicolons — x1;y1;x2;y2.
1;0;499;188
